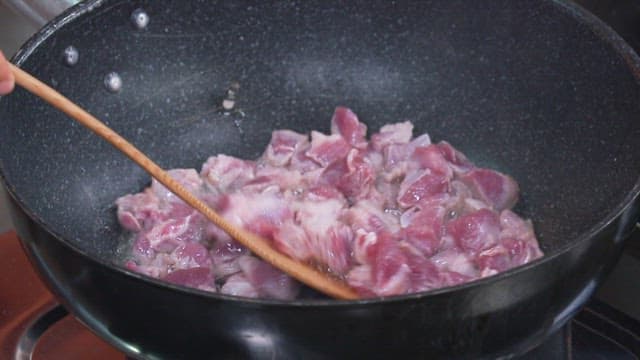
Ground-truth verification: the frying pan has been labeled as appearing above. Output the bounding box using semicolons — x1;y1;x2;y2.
1;0;640;358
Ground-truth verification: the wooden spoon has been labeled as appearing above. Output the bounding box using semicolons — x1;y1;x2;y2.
9;64;359;300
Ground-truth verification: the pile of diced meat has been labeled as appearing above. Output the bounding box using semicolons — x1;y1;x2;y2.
116;107;543;300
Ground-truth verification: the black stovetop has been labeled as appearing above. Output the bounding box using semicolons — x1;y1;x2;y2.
525;299;640;359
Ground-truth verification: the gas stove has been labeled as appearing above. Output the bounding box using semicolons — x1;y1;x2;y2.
1;1;640;359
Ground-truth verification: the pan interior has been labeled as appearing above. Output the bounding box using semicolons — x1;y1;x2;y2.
1;0;639;270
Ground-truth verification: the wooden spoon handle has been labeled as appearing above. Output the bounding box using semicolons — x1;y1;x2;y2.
10;64;359;300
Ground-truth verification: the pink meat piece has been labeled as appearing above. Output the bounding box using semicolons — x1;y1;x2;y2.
352;228;414;296
353;229;378;264
246;215;285;240
371;177;401;210
295;198;353;274
345;200;400;236
317;156;348;189
382;143;410;173
253;166;303;192
460;168;519;211
499;209;539;246
320;225;354;274
163;202;197;221
463;198;492;213
289;143;320;173
116;189;162;232
201;155;256;192
132;233;153;259
130;257;166;278
330;106;368;149
162;267;214;289
445;209;501;252
220;273;259;298
397;168;450;208
306;185;345;201
133;239;211;280
117;206;142;232
412;144;453;178
151;169;204;205
238;175;278;194
221;192;292;239
402;243;443;292
430;248;477;277
300;167;326;189
275;218;353;275
238;256;300;300
438;180;472;217
476;238;542;277
370;233;411;296
174;242;212;268
125;260;137;271
400;204;446;257
317;148;378;202
443;180;495;218
364;148;384;171
370;121;414;150
204;220;232;244
403;242;471;289
436;141;473;174
306;131;351;167
262;130;310;167
439;271;472;287
272;220;314;262
330;149;375;200
346;265;376;298
475;244;511;276
210;239;247;278
143;213;204;253
405;133;433;159
207;191;292;246
117;106;542;299
381;133;432;173
473;210;543;276
503;238;543;266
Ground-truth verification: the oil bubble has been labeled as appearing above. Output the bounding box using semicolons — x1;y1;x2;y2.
62;46;79;66
104;72;123;93
131;9;149;29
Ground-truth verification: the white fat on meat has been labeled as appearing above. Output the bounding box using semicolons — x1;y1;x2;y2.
201;155;255;192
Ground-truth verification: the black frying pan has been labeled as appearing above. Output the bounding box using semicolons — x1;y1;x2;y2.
1;0;640;358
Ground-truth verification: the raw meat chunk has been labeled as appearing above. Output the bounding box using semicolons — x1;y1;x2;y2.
116;107;542;299
460;169;519;211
